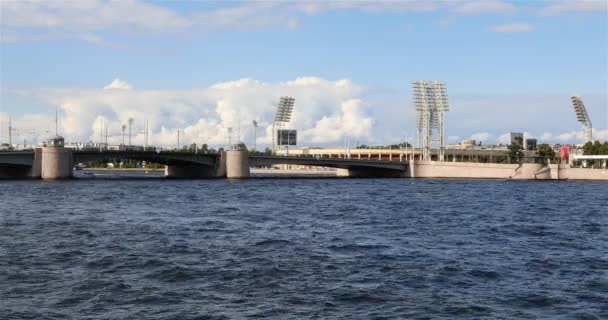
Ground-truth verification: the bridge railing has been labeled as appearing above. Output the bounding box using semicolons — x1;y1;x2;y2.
254;153;408;163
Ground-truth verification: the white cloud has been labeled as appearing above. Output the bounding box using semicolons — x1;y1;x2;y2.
498;133;511;144
539;129;608;144
490;23;535;32
0;0;542;44
0;0;296;43
311;1;441;14
452;0;516;14
303;99;373;144
470;132;491;142
541;0;608;16
5;77;374;149
103;79;133;90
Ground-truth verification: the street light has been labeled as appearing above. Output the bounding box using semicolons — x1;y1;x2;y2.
121;125;126;146
252;120;258;151
128;118;134;146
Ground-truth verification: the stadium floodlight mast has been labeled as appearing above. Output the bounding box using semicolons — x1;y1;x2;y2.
571;96;592;144
272;96;295;154
412;80;449;161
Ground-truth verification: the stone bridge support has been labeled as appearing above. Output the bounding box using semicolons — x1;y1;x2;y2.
41;147;73;179
226;150;250;179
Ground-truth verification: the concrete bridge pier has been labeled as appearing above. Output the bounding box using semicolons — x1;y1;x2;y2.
226;150;250;179
41;146;73;180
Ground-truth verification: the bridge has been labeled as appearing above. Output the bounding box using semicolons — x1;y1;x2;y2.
250;155;407;177
0;149;409;179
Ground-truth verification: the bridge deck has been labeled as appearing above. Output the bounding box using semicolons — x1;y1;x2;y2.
250;155;408;171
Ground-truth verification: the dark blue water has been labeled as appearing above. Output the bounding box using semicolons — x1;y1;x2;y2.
1;174;607;319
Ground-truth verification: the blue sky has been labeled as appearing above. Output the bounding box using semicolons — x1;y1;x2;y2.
1;0;607;147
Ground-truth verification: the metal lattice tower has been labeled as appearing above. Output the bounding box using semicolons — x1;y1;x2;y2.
571;96;592;144
413;80;449;161
272;96;295;154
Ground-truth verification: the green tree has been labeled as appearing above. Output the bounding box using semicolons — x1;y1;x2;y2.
582;141;594;155
537;144;555;159
593;140;602;155
600;141;608;155
508;138;524;163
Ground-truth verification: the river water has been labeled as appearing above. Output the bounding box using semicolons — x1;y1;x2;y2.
1;172;607;319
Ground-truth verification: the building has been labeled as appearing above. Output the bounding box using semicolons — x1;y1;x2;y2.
461;139;477;149
525;138;537;151
510;132;524;145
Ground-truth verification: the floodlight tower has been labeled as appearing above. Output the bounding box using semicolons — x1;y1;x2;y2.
412;80;449;161
272;96;295;154
571;96;592;144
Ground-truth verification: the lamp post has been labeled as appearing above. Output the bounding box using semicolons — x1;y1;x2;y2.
121;125;126;146
252;120;258;151
128;118;134;146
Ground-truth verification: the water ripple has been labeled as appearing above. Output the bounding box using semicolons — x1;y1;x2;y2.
1;177;606;319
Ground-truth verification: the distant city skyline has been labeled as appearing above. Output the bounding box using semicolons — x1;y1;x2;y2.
1;0;606;147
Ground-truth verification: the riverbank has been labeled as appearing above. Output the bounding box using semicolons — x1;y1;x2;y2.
82;168;164;172
251;168;337;177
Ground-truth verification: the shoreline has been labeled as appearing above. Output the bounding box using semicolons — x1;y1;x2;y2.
82;168;164;172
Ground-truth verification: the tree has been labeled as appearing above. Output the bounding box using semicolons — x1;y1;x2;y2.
593;140;602;155
582;141;594;155
537;144;555;159
600;141;608;155
508;140;524;163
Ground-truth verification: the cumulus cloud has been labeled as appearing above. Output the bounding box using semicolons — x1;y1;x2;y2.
490;23;535;33
497;133;511;144
539;129;608;144
469;132;491;142
3;83;606;148
103;79;133;90
4;77;374;149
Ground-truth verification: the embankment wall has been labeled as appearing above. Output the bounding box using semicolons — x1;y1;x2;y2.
411;161;607;181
